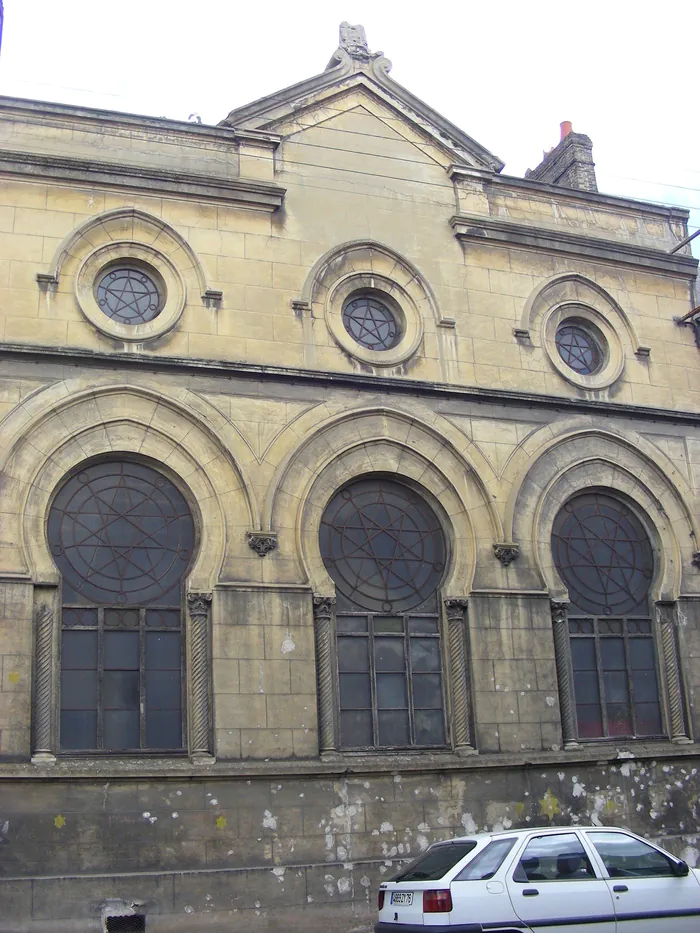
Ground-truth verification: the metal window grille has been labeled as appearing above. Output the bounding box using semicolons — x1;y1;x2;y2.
106;916;146;933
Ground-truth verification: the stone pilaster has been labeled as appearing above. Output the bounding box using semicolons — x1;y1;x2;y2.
551;600;578;749
444;598;474;754
188;592;213;761
313;595;337;756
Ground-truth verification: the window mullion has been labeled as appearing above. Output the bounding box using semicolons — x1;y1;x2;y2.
405;618;415;746
623;623;637;736
96;607;105;750
369;616;379;747
594;622;609;738
139;608;147;750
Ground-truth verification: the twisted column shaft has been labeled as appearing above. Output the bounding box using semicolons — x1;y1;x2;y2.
658;602;690;743
34;603;54;754
444;599;473;752
188;593;212;756
551;600;577;748
313;596;336;754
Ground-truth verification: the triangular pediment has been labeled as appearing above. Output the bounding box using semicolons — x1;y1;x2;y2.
219;32;503;173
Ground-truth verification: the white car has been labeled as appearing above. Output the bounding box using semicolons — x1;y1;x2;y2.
376;825;700;932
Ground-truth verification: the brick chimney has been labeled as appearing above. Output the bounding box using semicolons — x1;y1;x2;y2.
525;121;598;193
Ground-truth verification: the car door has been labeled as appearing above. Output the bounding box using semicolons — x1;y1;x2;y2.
585;829;700;932
506;831;616;932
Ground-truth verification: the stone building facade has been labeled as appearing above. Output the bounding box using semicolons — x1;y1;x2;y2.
0;23;699;933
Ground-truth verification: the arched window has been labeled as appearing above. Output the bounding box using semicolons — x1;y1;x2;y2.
552;493;662;740
49;461;194;752
320;478;447;750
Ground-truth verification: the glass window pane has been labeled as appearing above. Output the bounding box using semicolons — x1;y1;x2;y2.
340;709;372;747
103;671;139;710
146;710;182;748
146;609;181;629
378;710;409;746
146;632;180;670
454;838;516;881
573;670;600;705
146;670;181;710
414;709;444;745
336;616;368;633
634;702;662;735
606;704;632;736
629;638;655;670
412;673;442;709
374;637;405;672
60;710;97;749
104;631;139;670
376;673;408;709
603;670;629;704
408;617;438;634
62;631;97;670
103;710;139;749
374;616;404;633
515;834;594;883
61;670;97;710
337;636;369;672
396;842;478;882
601;638;625;671
339;673;371;710
410;638;440;672
576;703;603;738
632;669;659;703
587;832;674;878
62;607;97;627
570;638;596;671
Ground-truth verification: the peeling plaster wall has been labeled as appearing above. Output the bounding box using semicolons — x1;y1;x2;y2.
2;754;700;931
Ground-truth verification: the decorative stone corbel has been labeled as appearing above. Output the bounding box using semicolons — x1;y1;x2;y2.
247;532;278;557
187;592;214;761
550;599;578;749
202;288;223;310
313;595;337;756
36;272;59;291
444;598;474;754
691;552;700;569
493;543;520;567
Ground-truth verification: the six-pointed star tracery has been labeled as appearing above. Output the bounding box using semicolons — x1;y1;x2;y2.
50;463;193;605
321;480;445;611
553;494;652;615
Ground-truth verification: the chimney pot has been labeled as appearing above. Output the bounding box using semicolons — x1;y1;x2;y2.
560;121;573;140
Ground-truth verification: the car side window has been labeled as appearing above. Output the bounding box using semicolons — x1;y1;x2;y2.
454;838;516;881
587;832;676;878
513;833;596;883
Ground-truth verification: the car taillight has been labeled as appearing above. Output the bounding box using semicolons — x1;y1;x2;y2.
377;890;385;910
423;889;452;913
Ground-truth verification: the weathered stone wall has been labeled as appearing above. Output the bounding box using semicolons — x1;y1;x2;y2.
2;751;700;931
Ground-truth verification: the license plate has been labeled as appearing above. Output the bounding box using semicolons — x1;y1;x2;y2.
390;892;413;905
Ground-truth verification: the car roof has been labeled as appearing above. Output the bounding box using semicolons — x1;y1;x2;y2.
435;825;630;845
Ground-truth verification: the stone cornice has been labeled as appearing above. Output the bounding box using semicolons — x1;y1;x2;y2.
0;148;285;211
451;213;698;277
1;342;699;427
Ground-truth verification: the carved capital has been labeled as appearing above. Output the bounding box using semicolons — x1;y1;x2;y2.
247;532;278;557
444;598;469;622
550;600;569;626
493;543;520;566
313;595;336;622
692;551;700;569
187;592;212;617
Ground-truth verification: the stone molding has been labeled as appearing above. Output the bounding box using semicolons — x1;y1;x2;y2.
187;592;214;760
0;148;285;211
451;214;697;278
247;532;278;557
493;543;520;567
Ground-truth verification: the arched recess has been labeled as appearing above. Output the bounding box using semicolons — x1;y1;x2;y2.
519;272;644;351
504;426;699;602
47;207;211;295
265;406;503;594
0;382;258;591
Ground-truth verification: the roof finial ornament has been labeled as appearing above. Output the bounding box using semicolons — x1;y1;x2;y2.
339;22;370;56
326;22;391;74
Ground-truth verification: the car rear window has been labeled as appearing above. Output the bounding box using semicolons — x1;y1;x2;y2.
391;842;477;882
453;837;517;881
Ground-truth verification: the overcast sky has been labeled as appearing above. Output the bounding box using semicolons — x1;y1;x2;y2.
1;0;698;253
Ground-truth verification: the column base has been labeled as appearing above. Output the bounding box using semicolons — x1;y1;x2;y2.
454;744;478;757
563;741;580;750
31;752;57;766
672;735;692;745
191;752;216;765
320;750;343;762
